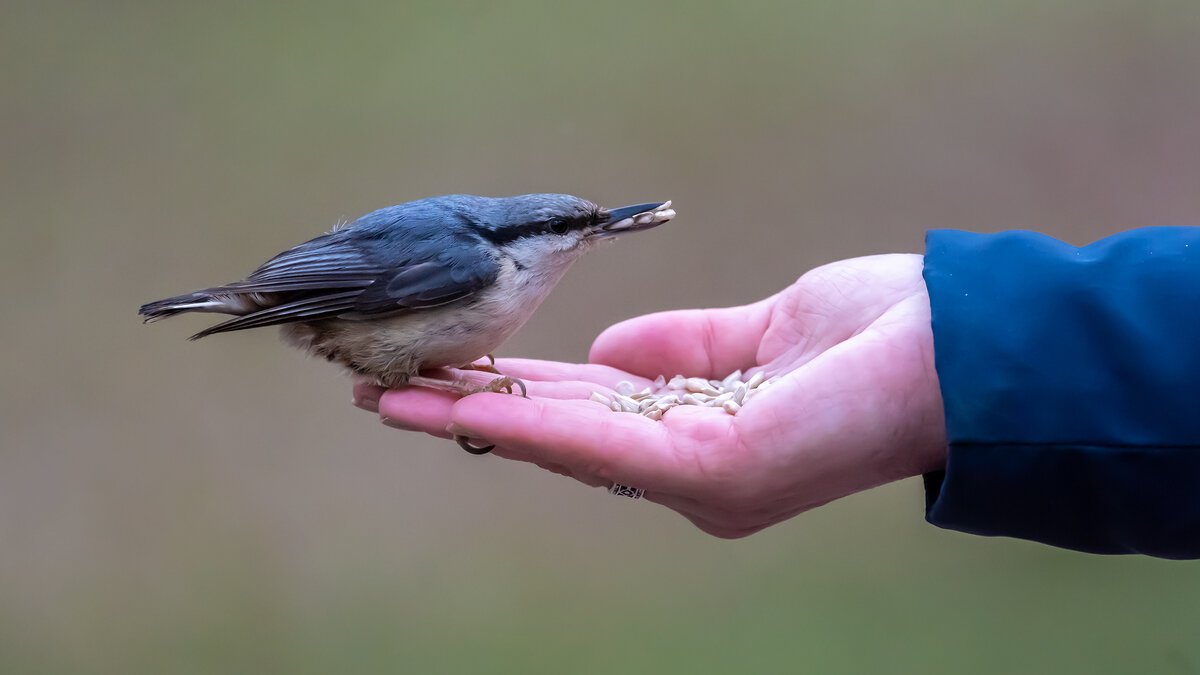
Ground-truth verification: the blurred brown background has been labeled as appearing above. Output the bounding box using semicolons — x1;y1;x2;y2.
4;1;1200;672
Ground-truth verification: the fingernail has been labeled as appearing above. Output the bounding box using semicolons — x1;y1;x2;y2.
381;416;419;431
353;393;380;413
446;422;476;437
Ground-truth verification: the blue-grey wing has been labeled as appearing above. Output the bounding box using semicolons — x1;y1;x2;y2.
348;243;499;317
192;236;497;337
184;232;386;338
182;205;497;336
230;232;384;292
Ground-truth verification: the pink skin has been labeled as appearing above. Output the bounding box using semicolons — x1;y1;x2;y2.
353;254;948;539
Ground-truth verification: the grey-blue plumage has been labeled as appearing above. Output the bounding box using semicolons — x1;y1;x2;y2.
140;194;674;388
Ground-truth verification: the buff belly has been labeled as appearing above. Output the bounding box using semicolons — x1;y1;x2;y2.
278;252;579;388
279;304;530;388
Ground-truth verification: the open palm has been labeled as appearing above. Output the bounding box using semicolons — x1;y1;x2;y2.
354;254;947;537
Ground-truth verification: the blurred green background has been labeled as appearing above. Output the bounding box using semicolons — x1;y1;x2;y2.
4;1;1200;672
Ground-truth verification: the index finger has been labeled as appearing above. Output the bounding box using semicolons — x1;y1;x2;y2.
489;358;653;389
589;299;775;379
446;393;695;493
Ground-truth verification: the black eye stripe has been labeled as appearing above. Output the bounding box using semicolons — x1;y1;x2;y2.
555;214;596;232
467;216;589;245
469;222;544;246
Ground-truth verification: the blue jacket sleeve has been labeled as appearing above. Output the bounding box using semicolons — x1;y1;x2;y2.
922;227;1200;559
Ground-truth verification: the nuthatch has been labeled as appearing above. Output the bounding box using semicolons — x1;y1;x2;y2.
140;194;675;450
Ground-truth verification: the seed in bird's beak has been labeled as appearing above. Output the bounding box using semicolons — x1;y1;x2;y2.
599;200;675;237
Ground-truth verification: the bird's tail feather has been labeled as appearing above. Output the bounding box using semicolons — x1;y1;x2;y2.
138;292;230;323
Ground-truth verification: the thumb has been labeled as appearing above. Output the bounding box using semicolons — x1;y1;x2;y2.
589;300;775;379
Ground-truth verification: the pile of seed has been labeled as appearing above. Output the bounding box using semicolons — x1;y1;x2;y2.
589;370;777;420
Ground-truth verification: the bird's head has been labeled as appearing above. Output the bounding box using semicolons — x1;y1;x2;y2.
470;194;675;262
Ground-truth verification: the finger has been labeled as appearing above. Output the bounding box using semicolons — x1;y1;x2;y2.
511;379;658;401
490;359;653;388
377;388;459;439
375;382;626;438
589;300;775;379
352;381;385;413
406;377;623;403
445;394;695;493
372;377;623;446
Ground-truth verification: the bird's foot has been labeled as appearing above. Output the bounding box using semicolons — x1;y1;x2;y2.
471;375;527;398
451;376;527;454
406;369;527;456
456;436;495;455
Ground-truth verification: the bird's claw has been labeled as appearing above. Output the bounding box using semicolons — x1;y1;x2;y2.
473;375;528;398
455;435;495;455
456;375;526;455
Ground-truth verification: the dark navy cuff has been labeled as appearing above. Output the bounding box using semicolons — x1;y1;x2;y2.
922;228;1200;559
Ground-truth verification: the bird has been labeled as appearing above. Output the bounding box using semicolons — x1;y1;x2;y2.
140;193;675;449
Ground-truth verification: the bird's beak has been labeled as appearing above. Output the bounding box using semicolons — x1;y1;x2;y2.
595;201;675;238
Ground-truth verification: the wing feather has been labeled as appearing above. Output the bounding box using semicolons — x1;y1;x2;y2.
157;216;501;337
236;233;384;288
350;245;499;317
189;289;364;339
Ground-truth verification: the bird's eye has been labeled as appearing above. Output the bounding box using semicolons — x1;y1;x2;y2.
547;218;570;235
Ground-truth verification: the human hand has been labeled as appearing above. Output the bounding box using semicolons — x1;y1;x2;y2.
353;254;947;538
